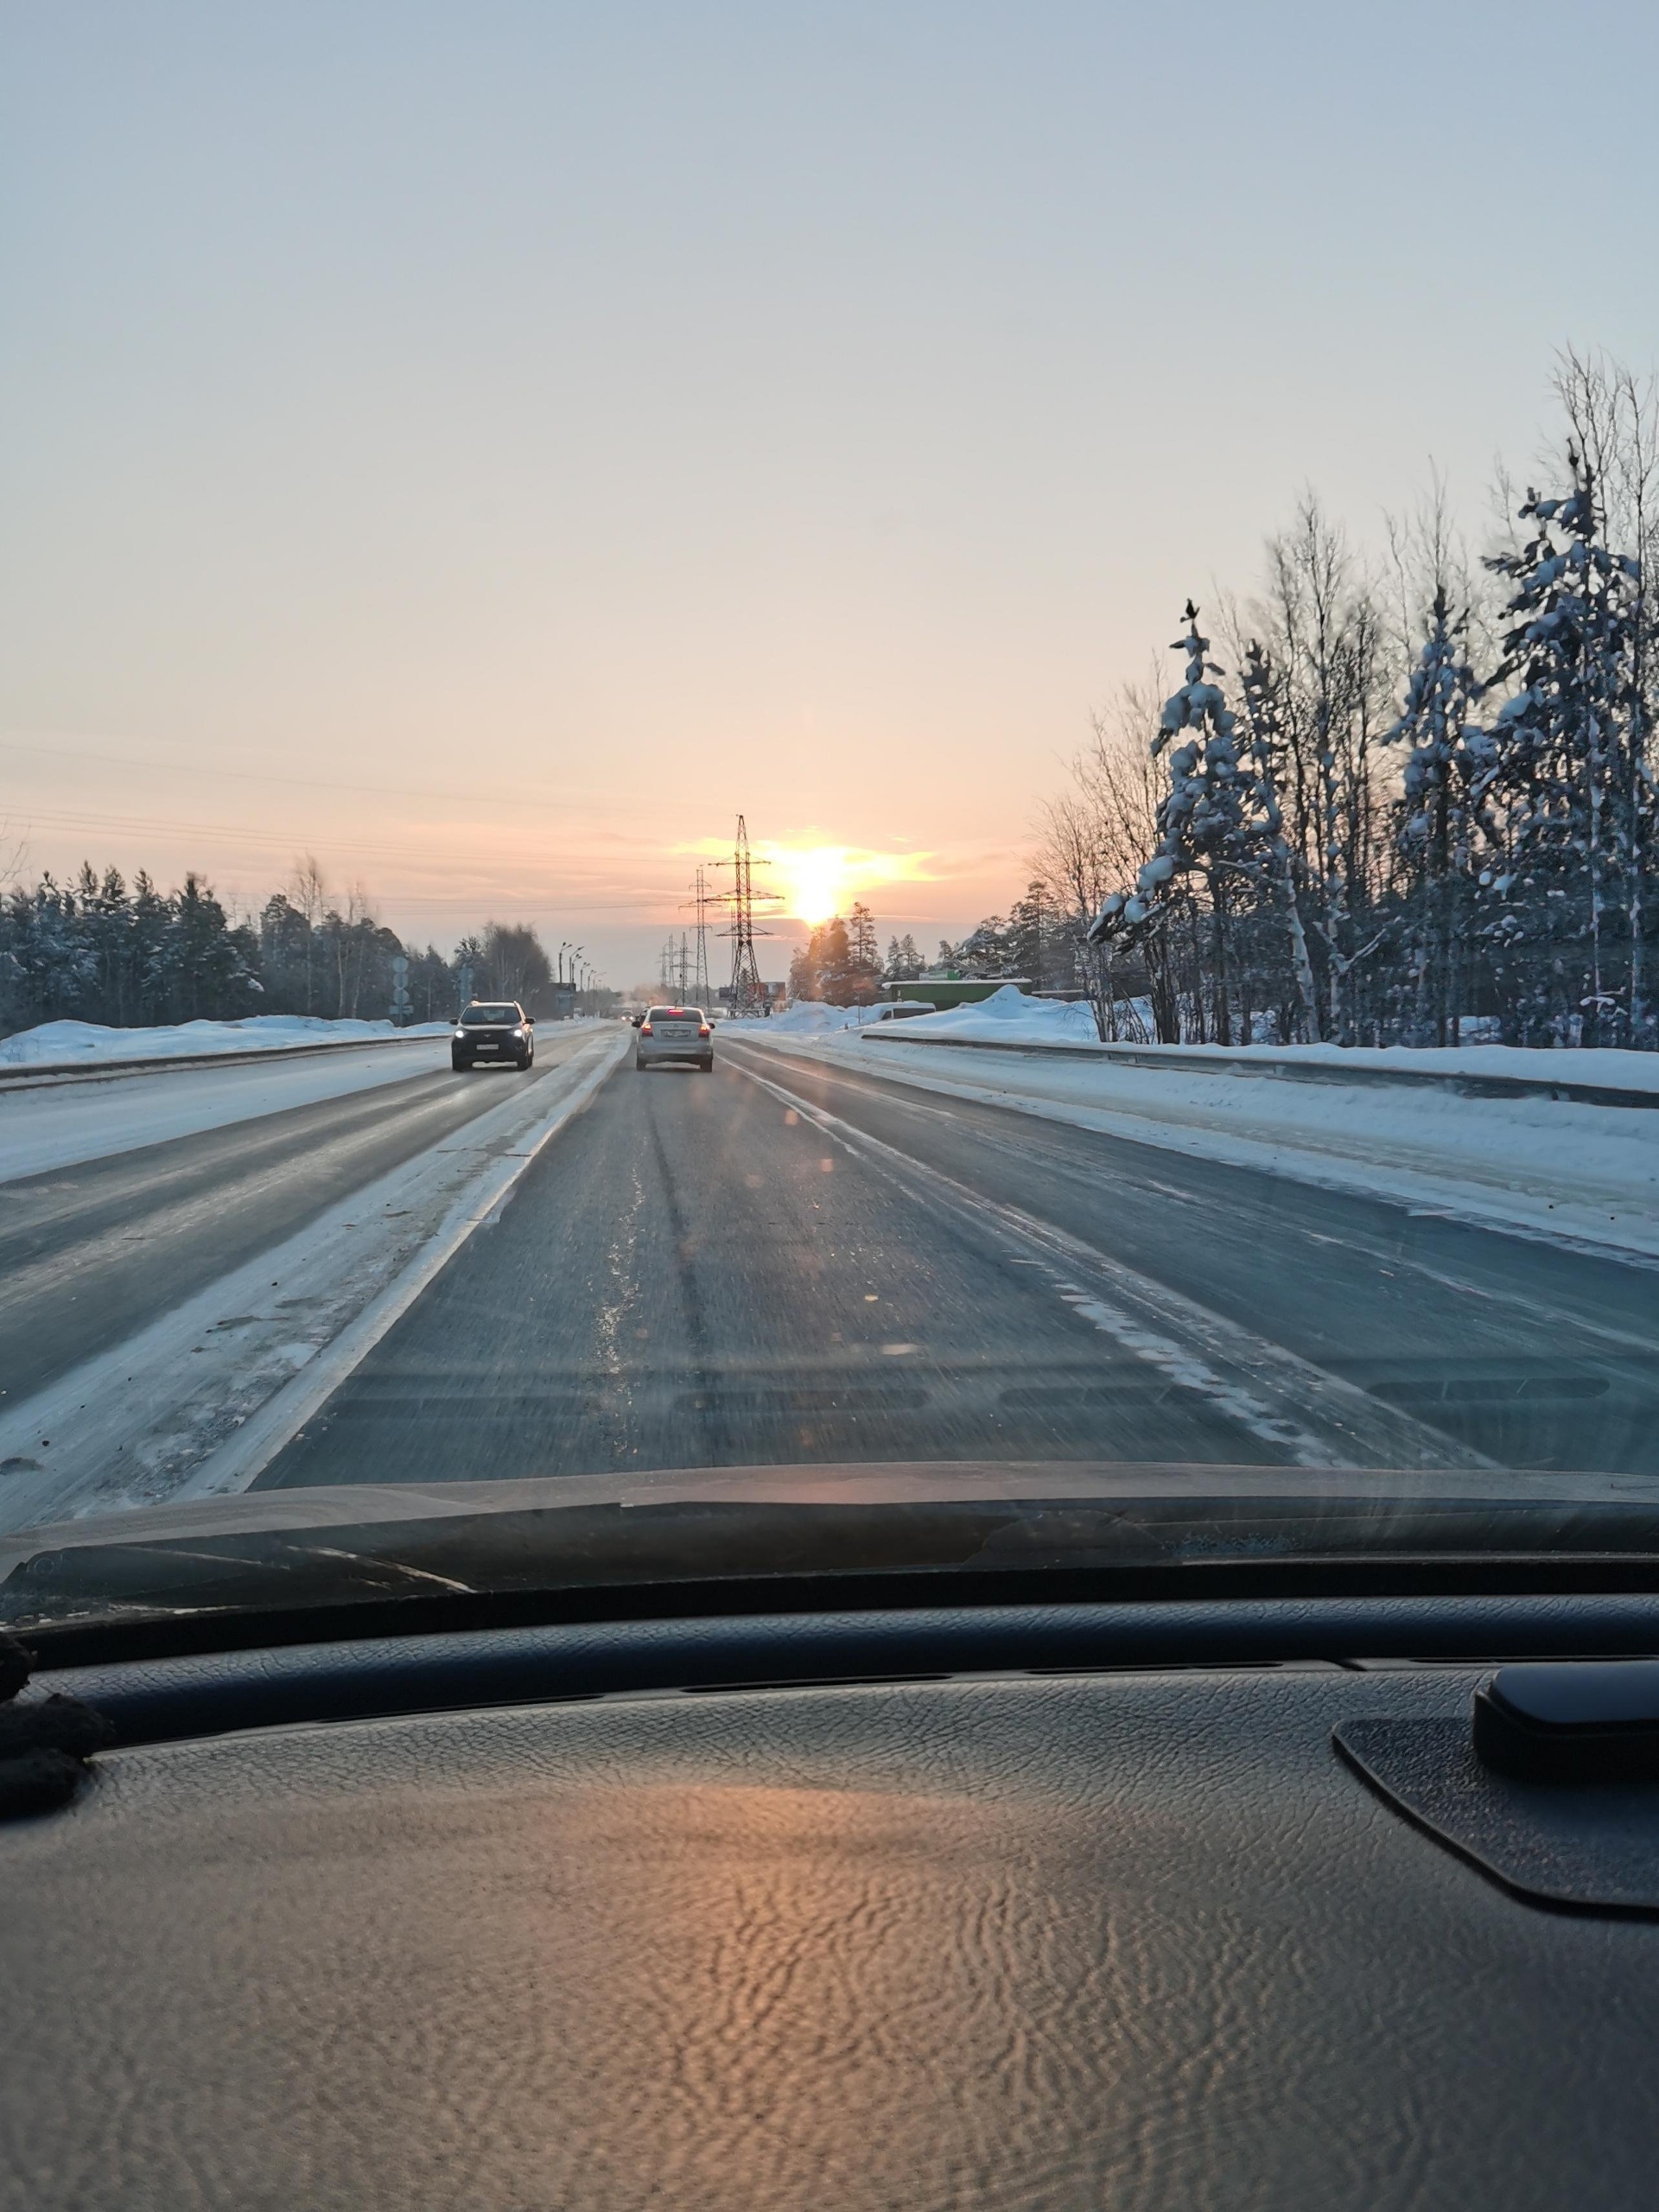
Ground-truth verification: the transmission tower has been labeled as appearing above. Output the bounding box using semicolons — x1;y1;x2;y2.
691;866;714;1008
715;814;782;1017
678;866;717;1008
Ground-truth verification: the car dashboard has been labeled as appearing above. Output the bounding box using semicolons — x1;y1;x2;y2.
3;1593;1659;2209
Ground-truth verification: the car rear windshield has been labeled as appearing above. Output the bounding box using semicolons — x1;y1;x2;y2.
647;1007;702;1022
461;1006;518;1025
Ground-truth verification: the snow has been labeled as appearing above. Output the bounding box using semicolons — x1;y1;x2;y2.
0;1029;630;1533
889;985;1101;1046
1092;1037;1659;1097
0;1037;459;1183
728;986;1097;1043
749;1023;1659;1262
1;1016;613;1183
727;1001;885;1035
0;1014;454;1068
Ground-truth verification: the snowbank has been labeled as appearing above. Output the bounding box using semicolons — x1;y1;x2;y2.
1105;1037;1659;1097
727;1002;883;1036
0;1015;454;1068
730;986;1099;1044
750;1017;1659;1262
894;984;1100;1046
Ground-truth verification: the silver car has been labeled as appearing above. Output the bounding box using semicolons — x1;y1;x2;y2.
634;1004;713;1073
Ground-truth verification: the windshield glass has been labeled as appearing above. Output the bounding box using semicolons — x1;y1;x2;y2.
4;6;1659;1641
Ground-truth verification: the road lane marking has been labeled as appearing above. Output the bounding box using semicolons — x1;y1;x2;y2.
183;1032;630;1498
0;1030;629;1531
729;1052;1497;1472
732;1040;1659;1361
737;1031;1659;1268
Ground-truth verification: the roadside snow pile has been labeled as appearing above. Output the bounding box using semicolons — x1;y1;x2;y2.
897;985;1100;1046
1129;1039;1659;1096
738;1002;884;1035
0;1015;453;1067
753;1012;1659;1260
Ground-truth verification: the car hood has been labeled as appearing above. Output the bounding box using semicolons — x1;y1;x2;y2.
5;1461;1659;1649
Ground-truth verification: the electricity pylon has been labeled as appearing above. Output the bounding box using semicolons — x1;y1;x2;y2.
715;815;781;1016
680;865;716;1009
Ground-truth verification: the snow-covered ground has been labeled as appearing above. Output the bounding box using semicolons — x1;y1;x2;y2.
757;984;1659;1093
745;997;1659;1264
0;1035;458;1182
0;1014;454;1068
725;988;1098;1043
0;1026;630;1531
0;1018;614;1184
725;1002;880;1037
874;988;1100;1046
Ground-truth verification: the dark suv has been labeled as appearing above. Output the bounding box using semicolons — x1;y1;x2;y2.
452;1001;535;1071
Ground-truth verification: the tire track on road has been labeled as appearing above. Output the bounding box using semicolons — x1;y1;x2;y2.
726;1045;1496;1472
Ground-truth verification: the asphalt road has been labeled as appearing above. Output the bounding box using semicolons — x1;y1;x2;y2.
0;1054;545;1404
256;1036;1659;1489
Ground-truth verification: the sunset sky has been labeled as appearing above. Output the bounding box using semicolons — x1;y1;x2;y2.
3;2;1656;987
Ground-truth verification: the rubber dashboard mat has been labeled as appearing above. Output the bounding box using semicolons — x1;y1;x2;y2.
1333;1716;1659;1916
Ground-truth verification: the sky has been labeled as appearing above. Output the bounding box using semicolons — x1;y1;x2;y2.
3;1;1657;988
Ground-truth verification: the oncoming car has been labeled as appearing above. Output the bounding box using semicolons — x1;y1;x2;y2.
634;1005;713;1072
452;1001;535;1071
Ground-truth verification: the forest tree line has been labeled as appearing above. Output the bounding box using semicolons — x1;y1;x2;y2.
953;350;1659;1049
0;851;571;1034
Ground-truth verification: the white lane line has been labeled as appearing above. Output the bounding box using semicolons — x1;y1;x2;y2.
0;1032;628;1533
178;1033;628;1498
741;1031;1659;1270
739;1041;1659;1359
728;1049;1497;1473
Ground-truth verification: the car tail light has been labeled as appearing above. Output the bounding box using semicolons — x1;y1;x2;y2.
698;1024;710;1037
640;1022;652;1035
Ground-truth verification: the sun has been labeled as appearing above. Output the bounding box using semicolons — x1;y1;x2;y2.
781;848;852;925
683;835;935;929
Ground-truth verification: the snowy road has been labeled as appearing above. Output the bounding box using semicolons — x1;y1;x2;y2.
9;1027;1659;1538
251;1037;1659;1494
0;1027;620;1528
0;1034;457;1183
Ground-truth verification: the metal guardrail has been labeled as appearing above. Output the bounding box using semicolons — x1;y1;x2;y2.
861;1027;1659;1110
0;1030;449;1092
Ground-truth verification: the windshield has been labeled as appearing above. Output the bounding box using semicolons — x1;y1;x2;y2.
5;7;1659;1643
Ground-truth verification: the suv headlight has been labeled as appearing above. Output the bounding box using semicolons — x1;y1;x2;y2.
454;1028;466;1039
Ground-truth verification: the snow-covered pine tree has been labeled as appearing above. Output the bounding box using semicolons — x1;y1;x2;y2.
1382;587;1483;1046
1090;603;1264;1040
1480;454;1641;1044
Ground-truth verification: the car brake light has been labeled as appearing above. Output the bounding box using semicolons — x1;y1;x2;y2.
698;1024;710;1037
640;1022;652;1035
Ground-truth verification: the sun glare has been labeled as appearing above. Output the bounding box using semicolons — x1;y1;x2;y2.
683;836;934;929
782;849;851;925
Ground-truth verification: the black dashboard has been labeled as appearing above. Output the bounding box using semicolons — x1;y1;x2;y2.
4;1596;1659;2209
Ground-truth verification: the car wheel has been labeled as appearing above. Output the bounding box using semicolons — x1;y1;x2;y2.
634;1056;647;1071
451;1052;470;1072
699;1058;714;1073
